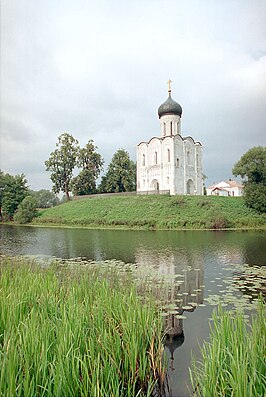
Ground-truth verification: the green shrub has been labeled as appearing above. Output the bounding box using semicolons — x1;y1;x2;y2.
14;196;37;224
244;182;266;213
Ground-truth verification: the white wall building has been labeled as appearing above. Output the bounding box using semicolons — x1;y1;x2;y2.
137;82;203;195
206;180;244;196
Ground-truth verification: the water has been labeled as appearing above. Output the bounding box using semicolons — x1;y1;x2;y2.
0;225;265;396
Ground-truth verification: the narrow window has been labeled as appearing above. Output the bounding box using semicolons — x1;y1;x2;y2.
167;148;170;162
176;158;180;167
163;123;166;136
196;154;199;167
142;154;145;166
187;151;191;164
166;177;169;185
154;151;158;165
170;121;173;135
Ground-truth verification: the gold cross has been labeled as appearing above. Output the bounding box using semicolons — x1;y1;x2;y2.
167;79;172;93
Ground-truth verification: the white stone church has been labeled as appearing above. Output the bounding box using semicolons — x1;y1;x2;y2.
137;81;203;195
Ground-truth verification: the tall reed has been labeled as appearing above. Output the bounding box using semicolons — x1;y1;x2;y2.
0;256;166;397
190;301;266;397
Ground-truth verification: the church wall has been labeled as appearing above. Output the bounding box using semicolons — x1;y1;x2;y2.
195;144;203;194
173;137;185;194
136;142;148;191
161;137;175;193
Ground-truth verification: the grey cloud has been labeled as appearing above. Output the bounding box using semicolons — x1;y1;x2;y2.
1;0;265;191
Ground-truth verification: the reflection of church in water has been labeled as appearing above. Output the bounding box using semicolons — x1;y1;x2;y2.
135;248;204;369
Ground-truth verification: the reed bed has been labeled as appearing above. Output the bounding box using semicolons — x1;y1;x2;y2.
0;256;166;397
190;300;266;397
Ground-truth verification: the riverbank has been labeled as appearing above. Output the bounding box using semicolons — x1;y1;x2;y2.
32;195;265;230
0;256;165;397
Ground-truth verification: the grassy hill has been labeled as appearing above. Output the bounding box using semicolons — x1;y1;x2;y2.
33;195;266;230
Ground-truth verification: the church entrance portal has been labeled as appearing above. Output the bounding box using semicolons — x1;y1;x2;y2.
151;179;160;192
187;179;194;195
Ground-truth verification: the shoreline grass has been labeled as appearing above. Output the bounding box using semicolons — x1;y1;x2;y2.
190;301;266;397
0;257;166;397
30;195;265;231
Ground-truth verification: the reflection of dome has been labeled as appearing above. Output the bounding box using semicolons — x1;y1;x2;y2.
158;94;182;118
164;332;185;371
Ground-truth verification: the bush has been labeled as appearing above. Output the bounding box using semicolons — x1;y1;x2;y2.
244;182;266;213
14;196;37;224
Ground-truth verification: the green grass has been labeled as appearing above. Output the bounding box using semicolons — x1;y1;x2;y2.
0;256;166;397
32;195;266;230
190;301;266;397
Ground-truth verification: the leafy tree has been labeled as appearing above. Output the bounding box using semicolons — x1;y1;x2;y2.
99;149;136;193
0;171;28;220
232;146;266;184
233;146;266;213
14;196;38;224
71;140;104;195
45;133;79;201
30;189;60;208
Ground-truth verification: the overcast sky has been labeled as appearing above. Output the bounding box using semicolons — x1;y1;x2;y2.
1;0;266;191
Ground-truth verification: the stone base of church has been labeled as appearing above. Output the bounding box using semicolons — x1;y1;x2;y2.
137;189;170;195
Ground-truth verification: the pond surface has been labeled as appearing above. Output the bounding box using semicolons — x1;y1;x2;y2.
0;225;265;397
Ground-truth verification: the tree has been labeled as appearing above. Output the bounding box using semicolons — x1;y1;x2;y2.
232;146;266;213
14;196;38;224
0;171;29;220
232;146;266;184
45;133;79;201
99;149;136;193
71;140;104;195
30;189;60;208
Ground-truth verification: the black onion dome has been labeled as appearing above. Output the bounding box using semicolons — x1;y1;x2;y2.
158;94;182;118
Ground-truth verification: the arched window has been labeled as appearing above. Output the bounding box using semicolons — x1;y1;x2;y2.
176;158;180;167
167;148;170;162
154;151;158;165
170;121;173;135
142;154;145;166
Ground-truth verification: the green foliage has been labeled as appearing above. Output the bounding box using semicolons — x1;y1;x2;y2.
243;182;266;213
233;146;266;213
14;196;38;224
34;195;266;230
45;133;79;200
0;171;28;220
190;301;266;396
232;146;266;183
0;257;165;396
99;149;136;193
71;140;104;195
30;189;59;208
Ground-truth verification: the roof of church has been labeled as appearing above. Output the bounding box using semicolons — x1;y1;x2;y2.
137;134;202;146
158;93;182;118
